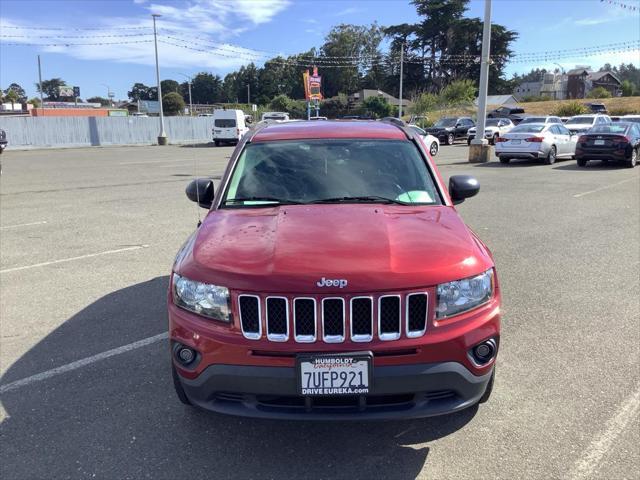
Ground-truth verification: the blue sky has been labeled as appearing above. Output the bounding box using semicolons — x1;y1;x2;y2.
1;0;639;100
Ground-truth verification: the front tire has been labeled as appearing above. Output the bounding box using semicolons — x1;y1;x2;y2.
491;133;499;145
467;137;472;146
577;157;587;167
499;157;511;164
172;364;193;406
544;145;557;165
446;133;454;145
625;147;638;168
430;141;439;156
214;140;220;147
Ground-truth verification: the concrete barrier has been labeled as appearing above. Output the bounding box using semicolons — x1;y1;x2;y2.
0;116;213;149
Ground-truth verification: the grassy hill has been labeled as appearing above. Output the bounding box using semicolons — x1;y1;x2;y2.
519;96;640;116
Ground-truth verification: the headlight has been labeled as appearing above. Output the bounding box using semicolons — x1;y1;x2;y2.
436;268;494;319
172;273;232;322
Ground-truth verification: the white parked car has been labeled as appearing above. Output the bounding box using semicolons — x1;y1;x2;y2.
564;114;611;134
408;125;440;156
261;111;290;122
622;114;640;124
467;118;515;145
212;109;249;146
518;116;563;125
494;122;577;165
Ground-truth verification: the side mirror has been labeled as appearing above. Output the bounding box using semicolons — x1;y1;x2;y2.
449;175;480;205
186;178;214;209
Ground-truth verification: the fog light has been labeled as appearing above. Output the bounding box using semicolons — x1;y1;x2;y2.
471;338;497;365
174;343;198;367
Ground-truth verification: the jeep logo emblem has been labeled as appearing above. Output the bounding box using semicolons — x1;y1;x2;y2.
317;277;348;288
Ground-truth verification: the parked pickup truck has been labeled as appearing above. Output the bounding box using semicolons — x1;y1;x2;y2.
487;106;527;125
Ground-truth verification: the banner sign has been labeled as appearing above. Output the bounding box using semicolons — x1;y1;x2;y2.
303;66;322;101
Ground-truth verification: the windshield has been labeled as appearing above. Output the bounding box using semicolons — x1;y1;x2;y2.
589;125;629;134
434;118;457;127
567;116;594;125
510;124;545;133
223;140;441;206
484;119;500;127
519;117;546;124
215;119;236;128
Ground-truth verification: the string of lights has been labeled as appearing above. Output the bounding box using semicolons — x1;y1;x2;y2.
1;40;154;47
600;0;639;11
0;33;153;39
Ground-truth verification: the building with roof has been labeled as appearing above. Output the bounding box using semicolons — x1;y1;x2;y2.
475;95;520;107
348;89;411;109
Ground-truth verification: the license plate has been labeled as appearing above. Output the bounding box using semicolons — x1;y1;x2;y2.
297;353;371;396
510;139;521;144
594;139;605;145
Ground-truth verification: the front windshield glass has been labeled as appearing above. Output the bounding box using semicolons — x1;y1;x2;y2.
434;118;457;127
520;117;546;124
510;124;545;133
568;116;594;124
223;140;441;206
484;119;500;126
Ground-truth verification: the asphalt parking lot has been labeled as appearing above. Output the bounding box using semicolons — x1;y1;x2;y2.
1;142;638;480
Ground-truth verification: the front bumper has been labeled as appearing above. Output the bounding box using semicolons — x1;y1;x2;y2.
178;361;494;420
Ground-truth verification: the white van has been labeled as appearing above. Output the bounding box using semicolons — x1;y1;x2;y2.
261;111;290;122
212;109;249;146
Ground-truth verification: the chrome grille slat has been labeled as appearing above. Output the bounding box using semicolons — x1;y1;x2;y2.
378;295;401;341
266;297;289;342
238;295;261;340
322;297;345;343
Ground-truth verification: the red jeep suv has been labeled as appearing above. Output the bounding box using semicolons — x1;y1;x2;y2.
169;120;500;419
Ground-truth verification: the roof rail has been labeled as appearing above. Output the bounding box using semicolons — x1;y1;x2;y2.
379;116;415;140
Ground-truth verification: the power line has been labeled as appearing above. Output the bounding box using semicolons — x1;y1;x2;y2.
0;24;152;31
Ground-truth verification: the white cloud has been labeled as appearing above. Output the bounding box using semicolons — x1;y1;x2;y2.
0;0;290;70
334;7;360;16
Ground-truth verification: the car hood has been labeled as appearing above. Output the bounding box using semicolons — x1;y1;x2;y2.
177;205;493;293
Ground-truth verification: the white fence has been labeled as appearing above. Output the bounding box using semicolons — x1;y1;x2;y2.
0;116;213;149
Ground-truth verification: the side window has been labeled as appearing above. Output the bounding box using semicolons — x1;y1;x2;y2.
560;125;571;135
465;119;474;126
550;125;560;135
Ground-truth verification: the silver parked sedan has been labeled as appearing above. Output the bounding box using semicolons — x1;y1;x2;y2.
494;122;577;165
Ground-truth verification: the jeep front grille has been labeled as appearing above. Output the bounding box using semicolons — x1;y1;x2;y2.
238;291;429;343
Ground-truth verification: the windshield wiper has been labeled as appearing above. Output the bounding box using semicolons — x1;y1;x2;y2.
310;195;410;205
223;196;304;205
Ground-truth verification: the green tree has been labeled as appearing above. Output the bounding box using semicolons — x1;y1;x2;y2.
190;72;223;104
4;83;27;103
27;97;41;107
587;87;612;99
411;92;439;115
162;92;185;115
621;80;634;97
127;82;153;101
269;94;292;112
321;93;350;118
361;96;392;118
86;96;111;106
161;79;180;95
440;79;476;106
4;89;20;106
36;78;66;100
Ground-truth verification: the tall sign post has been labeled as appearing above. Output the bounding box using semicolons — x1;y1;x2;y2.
469;0;492;163
37;55;45;115
303;67;322;119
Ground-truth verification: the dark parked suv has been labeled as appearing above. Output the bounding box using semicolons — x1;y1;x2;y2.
425;117;475;145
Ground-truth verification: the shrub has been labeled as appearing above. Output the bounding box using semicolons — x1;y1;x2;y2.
440;79;476;107
162;92;185;116
587;87;612;99
521;94;552;102
361;96;392;119
552;101;589;117
609;106;636;116
269;94;292;113
411;93;439;115
621;80;634;97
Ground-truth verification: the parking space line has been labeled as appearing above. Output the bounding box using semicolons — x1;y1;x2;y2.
119;159;192;165
0;333;168;394
0;244;149;274
573;176;639;198
571;385;640;479
0;221;47;230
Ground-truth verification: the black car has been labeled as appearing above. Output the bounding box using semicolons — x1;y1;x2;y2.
0;128;7;154
425;117;475;145
575;122;640;168
585;102;608;114
487;106;527;124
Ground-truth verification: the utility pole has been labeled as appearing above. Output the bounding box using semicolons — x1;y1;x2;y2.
178;73;193;116
37;55;44;115
469;0;492;162
152;13;167;145
398;42;404;119
247;83;250;105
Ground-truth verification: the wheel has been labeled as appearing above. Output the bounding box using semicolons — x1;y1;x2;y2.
467;137;472;146
172;364;193;406
430;141;439;156
478;369;495;404
446;133;454;145
492;133;499;145
214;140;220;147
499;157;510;164
625;147;638;168
577;158;587;167
544;145;557;165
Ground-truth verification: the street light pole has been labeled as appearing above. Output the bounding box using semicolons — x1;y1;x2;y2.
178;73;193;116
469;0;492;162
37;55;44;115
247;83;250;105
101;84;113;107
152;13;167;145
398;41;404;119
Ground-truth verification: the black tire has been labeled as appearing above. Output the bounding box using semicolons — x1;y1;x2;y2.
499;157;510;164
447;133;454;145
544;145;557;165
577;157;587;167
478;369;495;404
172;364;193;406
467;137;472;146
430;141;439;156
492;133;499;145
214;140;220;147
625;147;638;168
